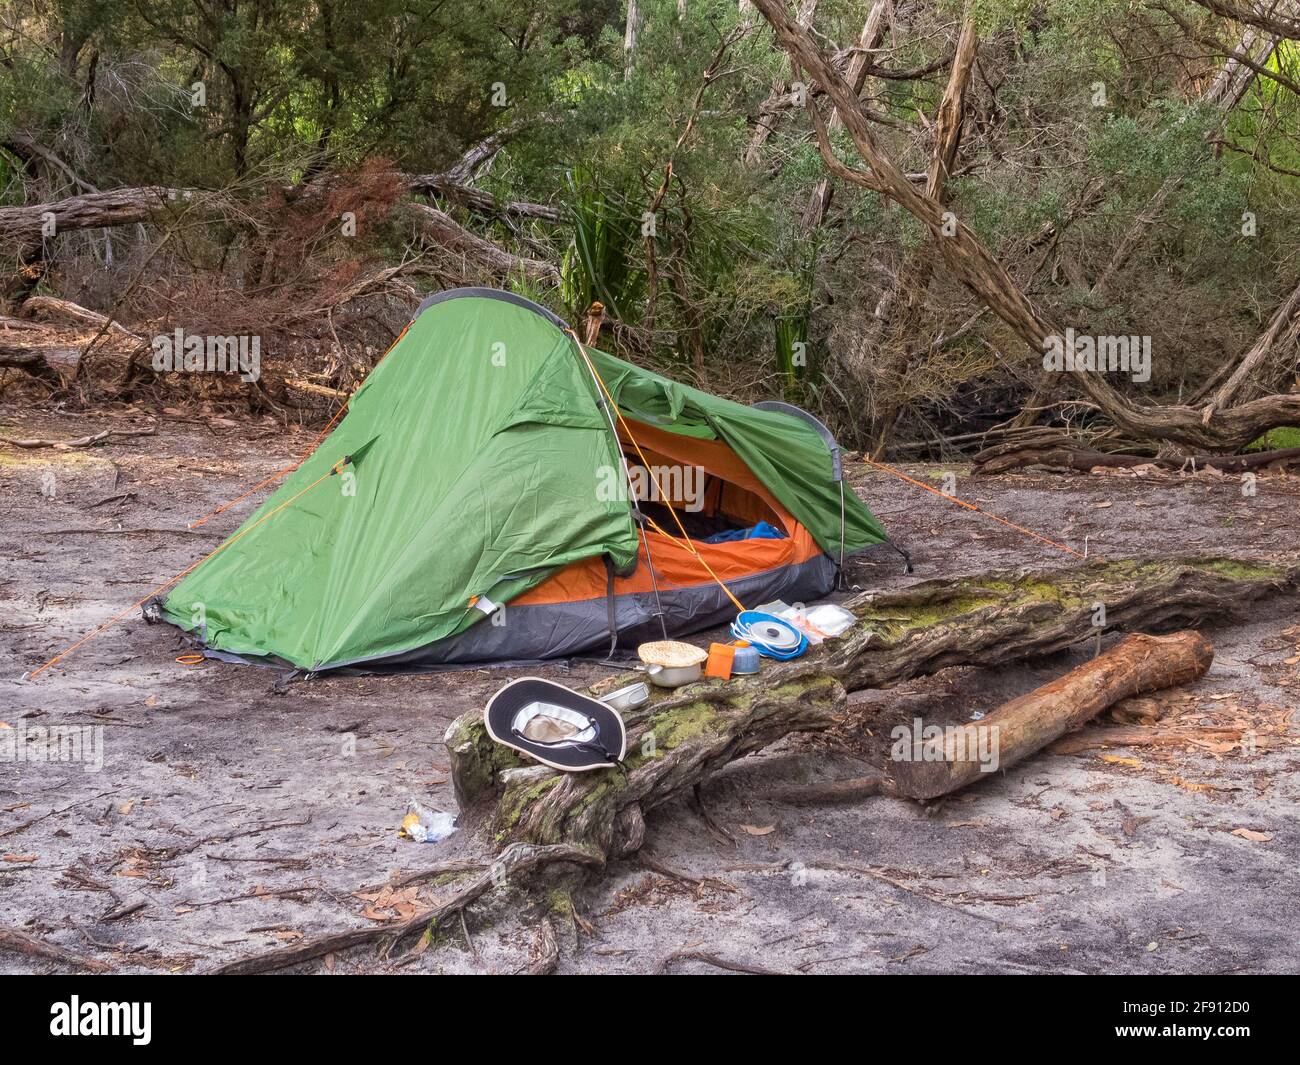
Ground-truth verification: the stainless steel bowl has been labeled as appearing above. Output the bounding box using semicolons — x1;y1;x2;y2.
599;681;651;711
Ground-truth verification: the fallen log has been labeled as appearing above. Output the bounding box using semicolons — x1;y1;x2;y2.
972;437;1300;475
0;337;78;384
447;555;1297;858
19;295;144;341
889;631;1213;800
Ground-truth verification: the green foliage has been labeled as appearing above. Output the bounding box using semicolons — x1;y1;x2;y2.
1247;428;1300;451
3;0;1300;450
559;165;646;322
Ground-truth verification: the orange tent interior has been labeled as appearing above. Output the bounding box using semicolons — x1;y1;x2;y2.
513;418;824;607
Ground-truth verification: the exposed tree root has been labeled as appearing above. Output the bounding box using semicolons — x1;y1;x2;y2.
208;842;601;975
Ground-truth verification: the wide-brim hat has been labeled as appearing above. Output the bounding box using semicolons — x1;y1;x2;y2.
484;677;627;772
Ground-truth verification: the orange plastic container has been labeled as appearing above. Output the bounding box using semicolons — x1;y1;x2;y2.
704;642;735;680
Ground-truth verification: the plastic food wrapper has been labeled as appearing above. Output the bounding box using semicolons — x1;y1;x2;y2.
797;603;857;638
400;798;457;843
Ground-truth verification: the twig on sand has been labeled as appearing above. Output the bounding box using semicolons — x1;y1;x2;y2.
656;948;789;975
0;790;116;839
0;425;157;449
635;853;739;893
458;909;478;961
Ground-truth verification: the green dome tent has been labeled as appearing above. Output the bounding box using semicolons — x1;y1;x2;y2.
157;288;896;671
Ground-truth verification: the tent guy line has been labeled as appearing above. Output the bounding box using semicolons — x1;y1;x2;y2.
858;455;1086;559
566;325;748;614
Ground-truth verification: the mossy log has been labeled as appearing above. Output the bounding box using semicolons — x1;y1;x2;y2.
447;555;1297;857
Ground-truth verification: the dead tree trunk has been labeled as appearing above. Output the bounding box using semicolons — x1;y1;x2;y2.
744;0;823;166
0;336;80;384
890;631;1214;799
857;13;979;454
0;186;188;245
801;0;892;230
448;555;1297;858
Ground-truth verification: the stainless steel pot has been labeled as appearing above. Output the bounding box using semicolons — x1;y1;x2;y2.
644;662;702;688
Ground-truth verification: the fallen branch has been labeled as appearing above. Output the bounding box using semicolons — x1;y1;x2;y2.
0;924;113;972
759;774;896;805
407;203;556;280
656;949;788;976
19;295;144;340
1050;724;1283;755
0;425;156;449
890;631;1214;799
284;378;349;400
972;436;1300;475
0;186;192;244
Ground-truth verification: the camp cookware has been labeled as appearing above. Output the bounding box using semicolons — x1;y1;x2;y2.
705;643;735;680
599;681;651;713
730;611;808;660
644;662;702;688
637;640;708;688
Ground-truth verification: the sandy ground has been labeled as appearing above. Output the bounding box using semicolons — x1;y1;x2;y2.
1;407;1297;974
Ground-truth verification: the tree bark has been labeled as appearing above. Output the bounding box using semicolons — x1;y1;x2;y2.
890;631;1214;799
0;186;186;245
406;203;557;280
